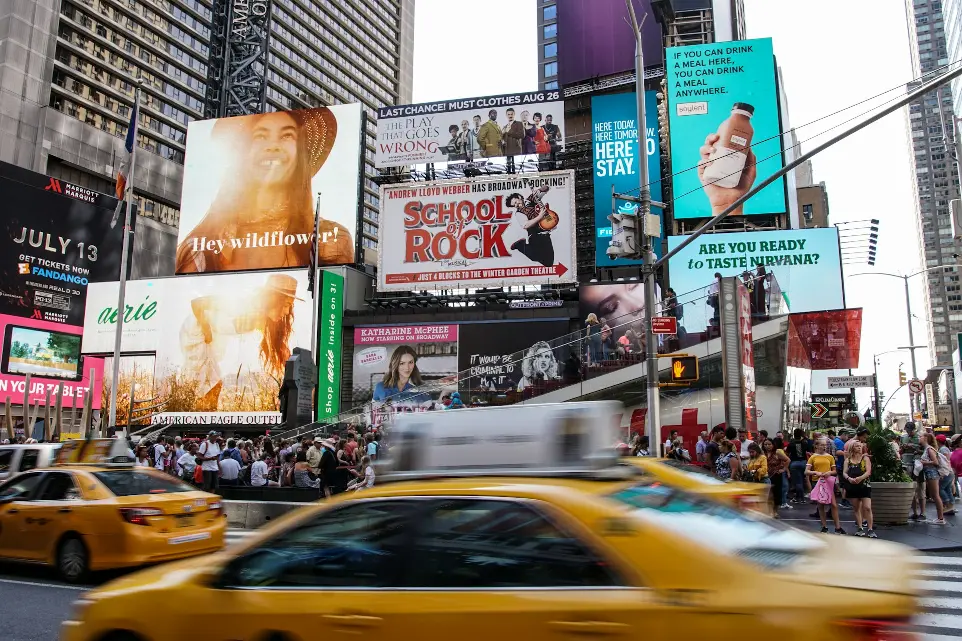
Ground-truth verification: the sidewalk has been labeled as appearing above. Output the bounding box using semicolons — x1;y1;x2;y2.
777;503;962;551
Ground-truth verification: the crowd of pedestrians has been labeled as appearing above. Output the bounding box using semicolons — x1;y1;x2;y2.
628;422;962;537
131;428;383;497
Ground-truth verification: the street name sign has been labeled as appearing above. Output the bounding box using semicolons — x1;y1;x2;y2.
827;375;875;389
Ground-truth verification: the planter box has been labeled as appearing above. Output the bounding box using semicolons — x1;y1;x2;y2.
871;481;916;525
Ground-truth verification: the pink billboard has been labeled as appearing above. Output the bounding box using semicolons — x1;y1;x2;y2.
0;313;103;409
355;324;458;345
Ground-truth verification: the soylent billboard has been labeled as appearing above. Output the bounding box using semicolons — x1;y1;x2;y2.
0;161;129;326
666;228;843;336
556;0;663;87
377;171;577;291
592;91;662;266
375;91;566;167
176;106;363;274
666;38;786;219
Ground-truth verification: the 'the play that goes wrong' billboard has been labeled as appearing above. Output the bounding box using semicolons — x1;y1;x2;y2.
666;38;786;219
592;91;662;266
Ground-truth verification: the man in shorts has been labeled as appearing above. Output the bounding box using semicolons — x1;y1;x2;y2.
900;423;924;520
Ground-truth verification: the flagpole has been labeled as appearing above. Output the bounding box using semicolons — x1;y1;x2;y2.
108;81;140;436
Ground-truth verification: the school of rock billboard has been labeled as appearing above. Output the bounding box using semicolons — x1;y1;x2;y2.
82;270;312;426
0;161;129;326
377;171;577;291
375;90;566;167
175;105;363;275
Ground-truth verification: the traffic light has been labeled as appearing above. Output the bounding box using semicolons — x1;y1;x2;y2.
899;370;907;386
606;202;639;258
670;356;699;384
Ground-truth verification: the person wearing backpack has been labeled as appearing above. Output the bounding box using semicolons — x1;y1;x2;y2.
920;433;948;524
198;430;223;492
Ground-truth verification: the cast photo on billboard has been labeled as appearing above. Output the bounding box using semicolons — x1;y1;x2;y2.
666;38;787;219
666;228;844;344
351;324;459;428
175;105;363;275
457;319;570;398
787;309;863;371
375;91;566;167
378;171;577;291
578;282;660;361
0;312;103;410
0;161;129;326
591;91;662;266
83;270;312;425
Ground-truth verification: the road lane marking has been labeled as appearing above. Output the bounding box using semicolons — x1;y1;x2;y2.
0;577;86;591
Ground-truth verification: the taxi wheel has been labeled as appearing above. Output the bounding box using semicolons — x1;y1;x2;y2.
57;535;89;583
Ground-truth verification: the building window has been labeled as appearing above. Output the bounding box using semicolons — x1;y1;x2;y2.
544;24;557;39
802;204;813;220
545;62;558;78
544;43;557;58
544;80;558;90
543;5;557;21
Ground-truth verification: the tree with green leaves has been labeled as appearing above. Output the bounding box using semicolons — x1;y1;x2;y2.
866;420;910;483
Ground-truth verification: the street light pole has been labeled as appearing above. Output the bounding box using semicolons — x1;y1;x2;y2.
624;0;660;456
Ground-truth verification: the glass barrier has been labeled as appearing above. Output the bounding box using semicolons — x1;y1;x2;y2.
280;273;785;439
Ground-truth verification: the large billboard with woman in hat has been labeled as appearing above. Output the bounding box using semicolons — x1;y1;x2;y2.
175;106;363;274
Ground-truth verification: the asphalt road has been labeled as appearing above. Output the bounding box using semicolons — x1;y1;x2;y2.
0;544;959;640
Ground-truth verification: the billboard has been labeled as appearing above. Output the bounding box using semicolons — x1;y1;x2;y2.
556;0;663;87
352;324;459;427
458;320;570;395
0;313;103;409
787;309;863;370
666;38;786;219
591;91;662;266
84;271;312;425
317;270;343;421
578;282;660;352
175;106;363;274
375;91;565;167
377;171;577;291
666;228;843;337
0;161;129;326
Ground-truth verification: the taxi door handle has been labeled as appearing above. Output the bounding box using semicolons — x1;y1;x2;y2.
58;508;72;513
549;621;630;635
322;614;382;628
7;508;18;514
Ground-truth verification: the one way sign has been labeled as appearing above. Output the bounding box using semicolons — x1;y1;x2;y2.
811;403;828;419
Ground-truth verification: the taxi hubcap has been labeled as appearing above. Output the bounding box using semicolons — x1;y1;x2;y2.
60;540;86;578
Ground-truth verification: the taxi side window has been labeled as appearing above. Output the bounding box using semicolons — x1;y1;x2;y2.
0;472;45;501
220;500;415;589
0;450;12;473
407;499;621;589
36;473;78;501
18;449;39;472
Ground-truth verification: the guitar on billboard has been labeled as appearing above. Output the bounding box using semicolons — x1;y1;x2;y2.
538;204;559;231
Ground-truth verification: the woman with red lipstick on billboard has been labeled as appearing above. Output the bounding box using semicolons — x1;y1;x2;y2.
175;108;353;274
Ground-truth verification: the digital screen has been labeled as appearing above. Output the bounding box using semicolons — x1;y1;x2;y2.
4;325;81;379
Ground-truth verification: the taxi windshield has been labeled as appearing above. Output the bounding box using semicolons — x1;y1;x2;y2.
93;470;196;496
609;482;821;569
657;459;729;485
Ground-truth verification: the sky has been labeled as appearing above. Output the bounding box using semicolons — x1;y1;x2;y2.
412;1;928;415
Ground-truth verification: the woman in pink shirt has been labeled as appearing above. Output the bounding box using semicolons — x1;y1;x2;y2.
950;436;962;501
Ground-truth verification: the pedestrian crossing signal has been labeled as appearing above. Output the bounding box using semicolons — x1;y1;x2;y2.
670;356;699;384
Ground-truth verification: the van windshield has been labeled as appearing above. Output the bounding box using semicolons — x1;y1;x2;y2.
608;482;820;569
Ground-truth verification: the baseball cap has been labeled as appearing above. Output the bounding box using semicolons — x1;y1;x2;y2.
207;430;217;436
856;427;869;436
936;434;947;443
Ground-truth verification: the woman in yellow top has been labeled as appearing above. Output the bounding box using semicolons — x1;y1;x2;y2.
743;442;768;482
807;438;845;534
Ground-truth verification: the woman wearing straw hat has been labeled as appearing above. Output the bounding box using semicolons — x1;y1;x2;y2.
175;108;353;273
180;273;301;409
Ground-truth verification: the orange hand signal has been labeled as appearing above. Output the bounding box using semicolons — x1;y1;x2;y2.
673;360;685;379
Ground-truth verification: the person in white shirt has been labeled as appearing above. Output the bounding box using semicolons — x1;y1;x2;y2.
173;438;185;476
153;438;168;472
219;455;241;486
135;445;150;467
349;456;375;491
178;443;199;481
737;428;754;460
250;452;278;487
198;431;222;491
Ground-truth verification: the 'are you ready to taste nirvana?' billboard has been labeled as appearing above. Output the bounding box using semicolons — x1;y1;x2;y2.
666;37;786;219
592;91;662;266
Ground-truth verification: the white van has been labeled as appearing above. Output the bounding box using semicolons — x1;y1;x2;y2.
387;401;624;478
0;443;62;481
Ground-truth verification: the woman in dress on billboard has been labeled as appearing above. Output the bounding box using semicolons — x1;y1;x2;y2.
373;345;430;406
175;108;354;273
179;273;300;410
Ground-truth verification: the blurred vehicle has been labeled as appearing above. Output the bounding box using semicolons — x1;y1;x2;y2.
63;403;919;641
623;456;769;512
0;442;62;481
0;439;224;582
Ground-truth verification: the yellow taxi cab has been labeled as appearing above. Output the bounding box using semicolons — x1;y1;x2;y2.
624;456;770;512
0;438;225;582
62;403;920;641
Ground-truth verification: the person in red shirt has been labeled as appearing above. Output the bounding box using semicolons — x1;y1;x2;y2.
344;433;359;465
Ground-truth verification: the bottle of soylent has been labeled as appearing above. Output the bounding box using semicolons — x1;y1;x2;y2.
703;102;755;189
